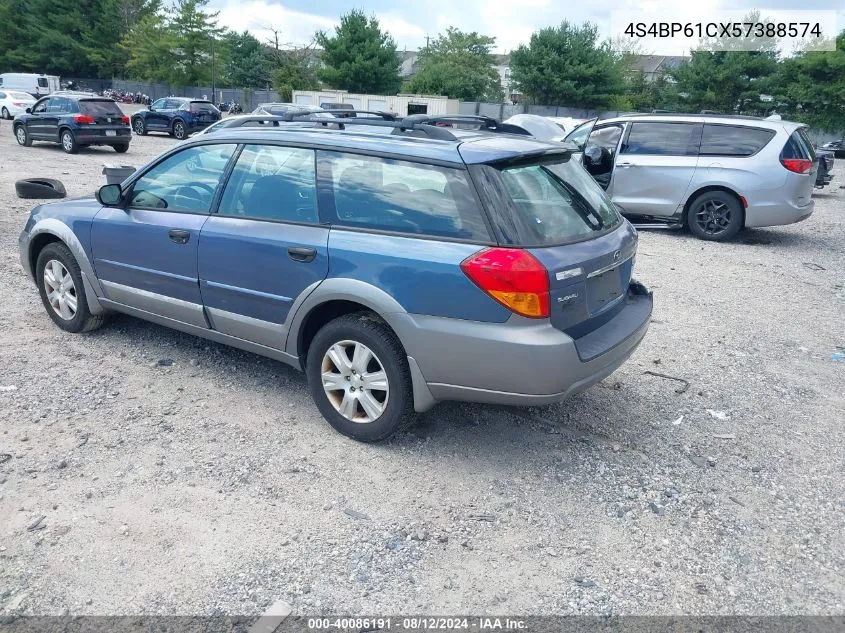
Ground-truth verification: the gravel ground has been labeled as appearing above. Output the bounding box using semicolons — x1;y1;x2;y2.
0;112;843;618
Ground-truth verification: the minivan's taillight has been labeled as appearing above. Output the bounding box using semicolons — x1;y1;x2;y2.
781;158;813;174
461;248;550;318
73;114;95;124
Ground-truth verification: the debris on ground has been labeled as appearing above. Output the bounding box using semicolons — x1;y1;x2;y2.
644;370;690;394
706;409;730;420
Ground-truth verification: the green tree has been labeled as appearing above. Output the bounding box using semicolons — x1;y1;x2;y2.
168;0;223;86
403;28;503;101
222;30;269;88
121;12;178;83
86;0;161;77
509;21;624;108
315;10;401;94
671;51;779;115
777;30;845;134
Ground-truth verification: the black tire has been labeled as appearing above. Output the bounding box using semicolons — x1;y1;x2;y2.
15;178;67;199
60;129;78;154
113;143;129;153
686;190;743;241
14;124;32;147
2;107;10;120
35;242;106;333
132;117;146;135
172;119;187;140
306;312;414;442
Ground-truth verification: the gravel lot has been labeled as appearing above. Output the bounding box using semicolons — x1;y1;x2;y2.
0;110;843;618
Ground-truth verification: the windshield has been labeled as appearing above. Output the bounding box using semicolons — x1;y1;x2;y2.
491;158;621;246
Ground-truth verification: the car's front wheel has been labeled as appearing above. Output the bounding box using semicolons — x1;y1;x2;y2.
15;124;32;147
306;313;414;442
172;120;187;140
686;190;743;241
35;242;105;333
60;129;79;154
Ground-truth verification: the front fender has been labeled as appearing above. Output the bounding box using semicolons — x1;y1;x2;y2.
24;218;106;315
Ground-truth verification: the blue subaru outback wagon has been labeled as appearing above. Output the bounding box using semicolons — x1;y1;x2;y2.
19;115;652;441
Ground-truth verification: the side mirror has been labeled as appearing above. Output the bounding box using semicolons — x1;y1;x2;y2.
148;105;155;111
96;183;123;206
25;107;31;114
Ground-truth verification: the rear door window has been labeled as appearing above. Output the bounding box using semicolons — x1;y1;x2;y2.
485;158;621;246
320;151;490;240
129;144;237;213
218;145;317;223
622;122;701;156
700;124;775;156
79;100;123;116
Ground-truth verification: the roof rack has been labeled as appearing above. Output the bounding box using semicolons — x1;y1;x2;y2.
624;112;764;121
282;109;398;122
278;112;533;141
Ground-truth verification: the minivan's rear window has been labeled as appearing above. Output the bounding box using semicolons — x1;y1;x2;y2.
79;99;123;116
483;158;621;246
700;124;775;156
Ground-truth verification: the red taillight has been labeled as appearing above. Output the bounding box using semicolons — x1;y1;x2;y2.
781;158;812;174
73;114;95;124
121;115;130;124
461;248;550;318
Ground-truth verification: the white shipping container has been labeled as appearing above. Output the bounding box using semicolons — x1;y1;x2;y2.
293;90;459;117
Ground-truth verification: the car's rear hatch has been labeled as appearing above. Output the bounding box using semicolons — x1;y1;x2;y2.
467;147;647;359
780;126;817;206
78;99;128;128
189;101;220;124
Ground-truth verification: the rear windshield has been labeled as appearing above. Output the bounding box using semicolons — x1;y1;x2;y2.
781;129;816;161
485;158;621;246
190;101;218;113
79;99;123;116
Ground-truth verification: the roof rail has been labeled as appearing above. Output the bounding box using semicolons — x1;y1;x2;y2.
284;109;398;122
278;112;534;141
624;112;764;121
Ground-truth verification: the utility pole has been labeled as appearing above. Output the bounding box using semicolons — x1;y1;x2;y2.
211;36;216;105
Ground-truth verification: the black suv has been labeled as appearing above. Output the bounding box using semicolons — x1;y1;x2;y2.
13;92;131;153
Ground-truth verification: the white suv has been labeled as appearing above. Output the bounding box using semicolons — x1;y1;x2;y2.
566;114;817;241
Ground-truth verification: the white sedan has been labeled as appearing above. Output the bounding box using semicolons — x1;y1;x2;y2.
0;90;36;119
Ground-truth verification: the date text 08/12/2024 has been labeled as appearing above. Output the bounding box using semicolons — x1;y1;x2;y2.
307;617;528;630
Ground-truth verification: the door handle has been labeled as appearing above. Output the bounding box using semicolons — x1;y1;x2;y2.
288;246;317;263
168;229;190;244
617;162;635;168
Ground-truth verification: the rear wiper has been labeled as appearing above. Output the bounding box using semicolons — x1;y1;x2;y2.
541;166;604;229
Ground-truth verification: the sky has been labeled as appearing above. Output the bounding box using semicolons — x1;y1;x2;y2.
208;0;845;55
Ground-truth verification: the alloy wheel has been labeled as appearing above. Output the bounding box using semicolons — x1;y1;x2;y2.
2;107;9;120
16;127;26;145
695;200;731;236
62;132;74;152
133;118;144;134
174;122;185;139
43;260;77;320
321;340;389;423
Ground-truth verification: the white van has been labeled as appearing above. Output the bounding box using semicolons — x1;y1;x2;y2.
0;73;60;98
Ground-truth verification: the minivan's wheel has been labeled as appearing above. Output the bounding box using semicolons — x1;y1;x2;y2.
172;120;187;140
2;107;10;120
35;243;105;333
15;125;31;147
686;190;743;241
133;117;146;135
60;129;79;154
306;313;414;442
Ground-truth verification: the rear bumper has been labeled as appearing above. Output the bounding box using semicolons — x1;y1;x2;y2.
75;128;132;145
744;199;814;228
395;282;652;409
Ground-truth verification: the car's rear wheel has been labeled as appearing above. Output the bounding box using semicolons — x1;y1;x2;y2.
172;120;187;140
2;107;10;120
15;125;31;147
60;129;79;154
113;144;129;153
306;313;414;442
35;243;105;333
686;190;743;241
